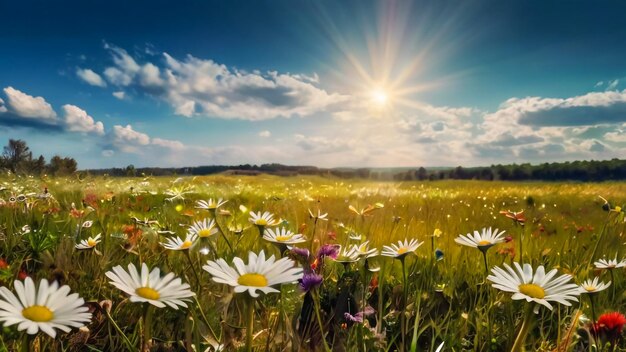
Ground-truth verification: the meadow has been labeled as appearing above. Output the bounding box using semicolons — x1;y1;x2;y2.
0;174;625;351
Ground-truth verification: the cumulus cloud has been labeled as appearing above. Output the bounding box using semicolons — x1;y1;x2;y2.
110;124;150;148
112;91;126;100
486;90;626;127
96;44;347;120
294;134;355;153
62;104;105;135
258;130;271;137
76;68;107;87
2;87;57;120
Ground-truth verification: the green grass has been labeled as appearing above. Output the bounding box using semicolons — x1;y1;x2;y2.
0;174;625;351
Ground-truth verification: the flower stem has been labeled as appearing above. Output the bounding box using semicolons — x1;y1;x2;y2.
312;290;332;352
589;294;597;323
401;257;408;352
105;309;136;351
481;250;489;275
20;333;29;352
610;269;616;301
511;305;534;352
184;250;200;289
143;304;153;352
246;298;255;352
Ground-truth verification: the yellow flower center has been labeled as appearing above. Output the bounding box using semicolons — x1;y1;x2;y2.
22;305;54;322
87;239;97;247
255;219;268;226
518;283;545;299
478;240;492;246
181;240;193;249
397;247;408;255
615;206;622;212
136;287;160;300
198;228;213;237
583;285;596;292
275;235;293;242
237;273;268;287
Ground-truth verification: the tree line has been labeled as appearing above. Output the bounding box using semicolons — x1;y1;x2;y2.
0;139;77;176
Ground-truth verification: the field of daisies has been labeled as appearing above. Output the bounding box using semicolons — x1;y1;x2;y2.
1;175;626;351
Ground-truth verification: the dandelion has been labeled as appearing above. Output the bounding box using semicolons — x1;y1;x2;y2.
487;262;580;351
455;227;506;273
0;277;91;338
188;218;218;238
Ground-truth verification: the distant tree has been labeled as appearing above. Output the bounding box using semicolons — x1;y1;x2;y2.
1;139;33;173
126;164;137;177
48;155;78;176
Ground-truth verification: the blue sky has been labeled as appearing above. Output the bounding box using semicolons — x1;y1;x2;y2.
1;0;626;168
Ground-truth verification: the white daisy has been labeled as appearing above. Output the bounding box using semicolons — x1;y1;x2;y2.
105;263;195;309
160;234;198;251
195;198;228;210
594;256;626;270
75;234;102;250
381;238;423;259
333;246;360;263
263;227;307;244
188;218;218;238
455;227;506;250
308;209;328;221
487;262;580;311
578;277;611;294
248;211;281;227
353;241;379;258
203;251;302;298
0;277;91;337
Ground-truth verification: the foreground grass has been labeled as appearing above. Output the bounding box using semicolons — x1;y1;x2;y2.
0;174;625;351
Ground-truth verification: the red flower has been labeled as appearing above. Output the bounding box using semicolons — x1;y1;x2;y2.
597;312;626;335
18;270;29;280
0;258;8;269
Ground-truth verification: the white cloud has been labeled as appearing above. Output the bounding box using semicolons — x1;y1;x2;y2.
97;44;347;120
109;124;151;153
76;68;107;87
607;79;619;91
102;150;115;157
258;130;271;137
151;137;185;150
2;87;57;120
112;91;126;100
0;98;6;113
62;104;105;135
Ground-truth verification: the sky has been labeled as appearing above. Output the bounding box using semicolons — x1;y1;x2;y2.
1;0;626;169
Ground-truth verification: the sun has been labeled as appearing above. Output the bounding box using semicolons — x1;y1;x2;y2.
371;88;389;106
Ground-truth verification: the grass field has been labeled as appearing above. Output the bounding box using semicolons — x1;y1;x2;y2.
0;175;625;351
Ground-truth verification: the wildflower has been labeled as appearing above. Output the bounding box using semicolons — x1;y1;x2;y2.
75;234;102;250
263;227;307;245
499;210;525;226
106;263;195;309
203;251;303;298
196;198;228;211
160;234;198;251
249;211;282;227
290;247;310;260
381;238;423;259
578;277;611;294
188;218;218;238
308;209;328;221
333;246;360;263
317;244;341;259
299;272;323;292
81;220;93;228
353;241;379;258
164;186;193;202
455;228;506;251
595;312;626;336
0;277;92;337
487;262;580;311
594;256;626;269
348;203;383;217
